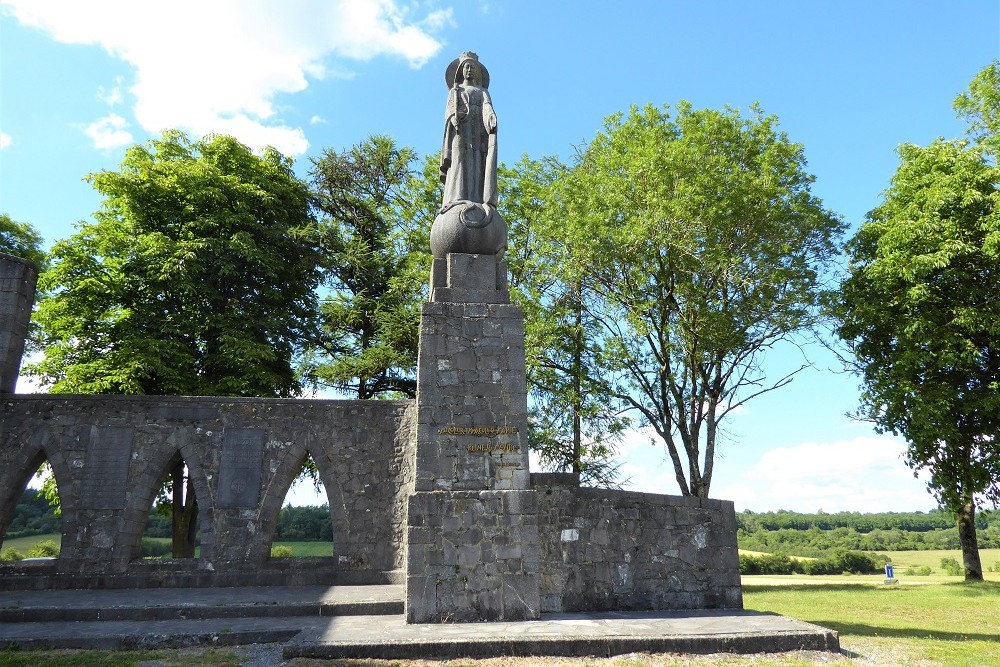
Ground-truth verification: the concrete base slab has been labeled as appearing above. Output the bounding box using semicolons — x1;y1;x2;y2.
285;610;839;660
0;584;403;622
0;585;838;660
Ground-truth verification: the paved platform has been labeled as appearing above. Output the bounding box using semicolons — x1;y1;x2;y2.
0;585;839;660
0;584;403;622
285;611;839;660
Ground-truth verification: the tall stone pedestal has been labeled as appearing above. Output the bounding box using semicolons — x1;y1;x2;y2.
405;252;541;623
0;253;38;394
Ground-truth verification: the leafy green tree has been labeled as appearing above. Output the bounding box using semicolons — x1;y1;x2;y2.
357;149;626;483
30;130;319;396
28;130;319;556
0;213;45;268
302;136;427;399
501;156;626;486
564;102;845;498
838;66;1000;580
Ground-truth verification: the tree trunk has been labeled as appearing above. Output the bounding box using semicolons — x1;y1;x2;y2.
171;460;198;559
956;501;983;581
571;287;583;477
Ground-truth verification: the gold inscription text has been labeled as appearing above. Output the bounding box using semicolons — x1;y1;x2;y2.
438;426;518;436
466;443;520;453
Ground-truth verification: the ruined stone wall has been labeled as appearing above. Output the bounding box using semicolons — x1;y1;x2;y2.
0;395;415;588
533;474;743;613
0;253;38;394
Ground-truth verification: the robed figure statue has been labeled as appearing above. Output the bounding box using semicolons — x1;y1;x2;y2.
441;52;498;208
430;52;507;259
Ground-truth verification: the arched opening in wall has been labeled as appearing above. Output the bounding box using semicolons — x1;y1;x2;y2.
1;459;62;561
142;453;199;559
269;453;334;559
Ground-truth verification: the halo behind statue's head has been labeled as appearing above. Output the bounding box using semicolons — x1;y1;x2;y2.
445;52;490;89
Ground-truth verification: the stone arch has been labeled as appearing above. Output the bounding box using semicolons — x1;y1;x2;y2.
258;441;346;563
0;429;76;557
122;438;214;562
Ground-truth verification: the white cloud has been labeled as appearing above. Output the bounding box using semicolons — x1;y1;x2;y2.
0;131;11;149
4;0;451;156
309;115;327;125
712;436;935;513
97;76;125;106
597;427;935;513
84;113;133;150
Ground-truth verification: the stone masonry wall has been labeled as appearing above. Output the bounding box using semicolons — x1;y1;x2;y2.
406;489;540;623
533;474;743;613
0;253;38;394
0;395;415;586
413;299;531;492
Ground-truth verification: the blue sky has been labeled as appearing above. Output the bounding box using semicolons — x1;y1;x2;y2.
2;0;998;512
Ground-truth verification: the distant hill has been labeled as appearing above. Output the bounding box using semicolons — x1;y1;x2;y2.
738;509;1000;556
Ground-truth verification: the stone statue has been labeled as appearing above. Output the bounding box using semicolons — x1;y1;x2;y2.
441;52;497;208
430;52;507;258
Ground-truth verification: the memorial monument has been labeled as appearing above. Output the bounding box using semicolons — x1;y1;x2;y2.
406;52;539;623
0;53;743;625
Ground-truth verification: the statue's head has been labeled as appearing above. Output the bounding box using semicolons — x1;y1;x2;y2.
445;52;490;89
461;59;481;85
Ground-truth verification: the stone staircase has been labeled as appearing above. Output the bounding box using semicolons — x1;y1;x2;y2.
0;584;405;650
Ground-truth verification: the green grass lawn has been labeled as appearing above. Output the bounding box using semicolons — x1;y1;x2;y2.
883;547;1000;573
270;540;336;557
0;532;61;554
2;534;336;559
743;579;1000;667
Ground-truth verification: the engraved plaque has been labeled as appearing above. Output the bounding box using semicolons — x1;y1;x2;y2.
216;427;265;508
79;426;133;509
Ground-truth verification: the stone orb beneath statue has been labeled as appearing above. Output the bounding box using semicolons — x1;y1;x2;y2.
430;201;507;259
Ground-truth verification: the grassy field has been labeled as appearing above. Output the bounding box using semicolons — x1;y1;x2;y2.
270;540;335;557
0;532;60;554
743;579;1000;667
2;534;339;559
883;548;1000;572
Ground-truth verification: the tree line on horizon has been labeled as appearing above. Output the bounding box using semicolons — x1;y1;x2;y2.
11;488;998;557
2;62;999;580
737;509;1000;556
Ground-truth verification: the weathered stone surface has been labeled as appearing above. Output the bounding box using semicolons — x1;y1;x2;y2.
430;253;509;304
216;427;266;508
532;475;743;613
414;294;529;493
0;396;416;581
405;490;540;623
0;253;38;394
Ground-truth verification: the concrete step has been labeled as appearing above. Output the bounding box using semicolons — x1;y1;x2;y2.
0;586;841;660
284;611;841;660
0;584;404;623
0;608;839;658
0;615;316;651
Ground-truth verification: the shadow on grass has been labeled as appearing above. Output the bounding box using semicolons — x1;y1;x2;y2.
941;580;1000;596
809;619;1000;644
